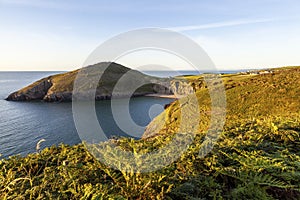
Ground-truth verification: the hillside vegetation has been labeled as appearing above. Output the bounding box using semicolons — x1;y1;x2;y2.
0;66;299;199
5;62;171;102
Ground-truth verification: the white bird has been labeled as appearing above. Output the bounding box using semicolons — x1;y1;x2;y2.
36;139;46;152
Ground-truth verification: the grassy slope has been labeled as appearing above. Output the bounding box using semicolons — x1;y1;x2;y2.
0;67;299;199
152;67;299;135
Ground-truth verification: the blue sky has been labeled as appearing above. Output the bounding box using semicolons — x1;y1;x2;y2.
1;0;300;70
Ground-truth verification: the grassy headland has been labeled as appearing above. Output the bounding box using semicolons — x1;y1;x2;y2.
0;66;299;199
5;62;172;102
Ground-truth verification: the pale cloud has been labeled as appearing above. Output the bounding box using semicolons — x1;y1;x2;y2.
168;18;274;32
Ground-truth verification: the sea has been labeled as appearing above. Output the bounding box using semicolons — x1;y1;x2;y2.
0;70;240;158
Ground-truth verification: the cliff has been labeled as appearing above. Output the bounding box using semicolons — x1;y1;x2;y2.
5;77;53;101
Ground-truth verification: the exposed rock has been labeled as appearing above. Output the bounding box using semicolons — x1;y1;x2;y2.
6;78;52;101
43;92;73;102
170;79;195;96
152;83;173;95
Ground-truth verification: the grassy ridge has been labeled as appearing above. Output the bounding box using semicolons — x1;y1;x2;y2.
0;67;299;199
147;67;300;137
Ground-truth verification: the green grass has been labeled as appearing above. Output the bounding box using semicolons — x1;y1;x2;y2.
0;66;299;199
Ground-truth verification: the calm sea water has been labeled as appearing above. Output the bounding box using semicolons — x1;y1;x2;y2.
0;70;239;158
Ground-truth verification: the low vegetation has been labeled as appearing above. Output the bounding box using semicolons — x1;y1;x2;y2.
0;66;299;199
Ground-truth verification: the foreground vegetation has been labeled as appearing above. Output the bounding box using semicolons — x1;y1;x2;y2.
1;116;299;199
1;67;299;199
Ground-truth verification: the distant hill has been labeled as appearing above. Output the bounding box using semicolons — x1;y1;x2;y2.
5;62;173;102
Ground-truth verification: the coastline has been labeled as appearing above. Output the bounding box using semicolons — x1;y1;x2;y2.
144;94;177;99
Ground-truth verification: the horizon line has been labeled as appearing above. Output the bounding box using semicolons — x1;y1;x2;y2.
0;65;292;72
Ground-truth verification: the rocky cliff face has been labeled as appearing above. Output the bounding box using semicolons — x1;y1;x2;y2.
6;77;53;101
170;79;195;96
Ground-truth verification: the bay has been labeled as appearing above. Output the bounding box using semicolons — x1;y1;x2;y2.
0;69;241;158
0;72;174;158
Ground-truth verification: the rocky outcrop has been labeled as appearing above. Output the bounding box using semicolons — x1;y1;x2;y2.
6;77;53;101
152;83;173;95
43;92;73;102
170;79;195;96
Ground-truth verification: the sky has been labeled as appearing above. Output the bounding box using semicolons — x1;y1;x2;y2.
1;0;300;71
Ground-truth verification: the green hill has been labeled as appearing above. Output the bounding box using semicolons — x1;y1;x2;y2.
5;62;172;102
